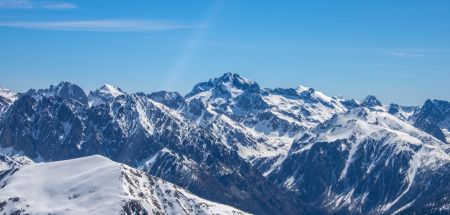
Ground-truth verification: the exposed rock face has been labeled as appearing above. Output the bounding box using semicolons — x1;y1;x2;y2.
413;99;450;143
147;91;185;109
268;108;450;214
1;73;450;214
0;87;17;115
361;95;382;107
184;73;348;168
0;81;311;215
26;81;88;105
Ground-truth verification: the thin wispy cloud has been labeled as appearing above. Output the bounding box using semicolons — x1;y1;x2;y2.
385;51;425;57
383;48;443;57
0;0;77;9
0;19;205;32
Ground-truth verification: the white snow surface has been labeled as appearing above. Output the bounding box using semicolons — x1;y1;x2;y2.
186;76;349;162
443;129;450;143
311;108;445;147
0;87;17;102
0;154;33;171
88;84;125;106
288;107;450;212
186;93;297;160
295;85;310;93
0;86;17;114
100;84;124;97
293;108;449;177
262;90;347;129
0;155;249;215
396;107;416;121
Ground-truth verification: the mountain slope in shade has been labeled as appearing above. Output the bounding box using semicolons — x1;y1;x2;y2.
0;87;17;115
1;74;450;214
413;99;450;143
0;83;310;215
26;81;88;105
183;73;349;175
0;155;249;215
361;95;382;108
268;107;450;214
387;103;419;121
0;87;17;102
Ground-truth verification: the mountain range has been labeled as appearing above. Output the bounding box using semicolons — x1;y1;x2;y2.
0;73;449;214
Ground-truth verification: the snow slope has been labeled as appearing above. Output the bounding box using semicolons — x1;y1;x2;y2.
0;86;17;114
2;74;450;214
0;155;249;215
0;87;17;103
0;82;307;215
184;73;349;164
88;84;125;106
269;107;450;214
0;154;33;171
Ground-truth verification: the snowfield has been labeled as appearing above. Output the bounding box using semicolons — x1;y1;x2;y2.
0;155;249;215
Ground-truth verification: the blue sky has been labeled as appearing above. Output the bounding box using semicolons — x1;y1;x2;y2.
0;0;449;105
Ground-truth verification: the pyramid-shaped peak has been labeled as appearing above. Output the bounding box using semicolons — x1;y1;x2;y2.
362;95;382;107
97;84;125;97
88;84;126;106
186;73;260;98
0;86;17;102
214;73;255;85
296;85;311;93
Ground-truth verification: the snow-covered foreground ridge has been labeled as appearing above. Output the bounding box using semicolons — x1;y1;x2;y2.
0;155;249;215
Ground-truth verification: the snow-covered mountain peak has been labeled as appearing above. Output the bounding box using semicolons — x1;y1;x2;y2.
265;86;348;121
296;85;311;93
0;155;249;215
186;73;261;99
420;99;450;118
271;106;450;214
311;107;446;147
211;73;256;87
0;86;18;114
53;82;87;101
0;86;17;103
270;85;342;108
361;95;382;107
56;81;76;88
99;84;125;97
184;73;267;119
412;99;450;143
88;84;125;106
218;72;256;86
3;74;450;214
26;82;88;105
